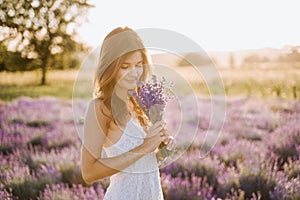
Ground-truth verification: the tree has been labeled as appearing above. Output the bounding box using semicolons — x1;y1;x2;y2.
242;54;270;65
178;52;211;67
0;43;41;71
0;0;93;85
229;52;235;69
278;46;300;62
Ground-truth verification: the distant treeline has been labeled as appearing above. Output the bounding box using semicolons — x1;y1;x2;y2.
242;46;300;67
178;46;300;69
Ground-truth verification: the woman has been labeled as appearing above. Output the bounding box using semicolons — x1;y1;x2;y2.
80;26;171;199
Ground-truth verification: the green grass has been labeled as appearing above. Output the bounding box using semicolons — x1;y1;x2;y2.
0;67;299;102
0;70;79;102
158;66;300;99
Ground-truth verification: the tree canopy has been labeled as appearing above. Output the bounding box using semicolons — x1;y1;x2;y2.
0;0;93;84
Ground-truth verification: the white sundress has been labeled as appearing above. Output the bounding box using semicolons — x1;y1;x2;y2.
102;118;164;200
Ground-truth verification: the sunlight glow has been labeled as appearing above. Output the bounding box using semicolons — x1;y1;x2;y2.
77;0;300;52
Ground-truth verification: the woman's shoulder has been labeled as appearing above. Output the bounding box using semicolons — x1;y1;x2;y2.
86;98;111;134
88;98;109;114
87;98;103;108
88;98;110;118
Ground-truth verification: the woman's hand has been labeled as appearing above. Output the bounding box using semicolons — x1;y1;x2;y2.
142;120;169;153
159;126;173;146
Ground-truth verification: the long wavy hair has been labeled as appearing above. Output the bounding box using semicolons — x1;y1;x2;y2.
94;26;151;129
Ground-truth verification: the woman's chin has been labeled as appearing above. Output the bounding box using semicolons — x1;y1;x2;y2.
126;83;137;90
127;87;136;91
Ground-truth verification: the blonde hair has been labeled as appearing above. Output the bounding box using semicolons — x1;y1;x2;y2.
94;26;151;128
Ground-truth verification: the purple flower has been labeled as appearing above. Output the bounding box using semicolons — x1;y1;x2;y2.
128;75;177;164
128;75;175;123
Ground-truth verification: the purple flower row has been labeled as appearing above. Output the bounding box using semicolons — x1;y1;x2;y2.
0;96;299;199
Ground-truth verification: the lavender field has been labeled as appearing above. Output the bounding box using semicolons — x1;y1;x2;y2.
0;95;299;199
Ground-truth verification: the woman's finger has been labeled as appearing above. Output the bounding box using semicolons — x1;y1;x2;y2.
161;135;170;144
147;121;165;133
160;135;169;142
154;121;165;129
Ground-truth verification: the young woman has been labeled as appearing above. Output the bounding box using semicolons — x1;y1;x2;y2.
80;26;171;199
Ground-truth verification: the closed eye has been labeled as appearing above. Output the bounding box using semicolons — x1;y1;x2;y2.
121;62;144;69
135;64;143;68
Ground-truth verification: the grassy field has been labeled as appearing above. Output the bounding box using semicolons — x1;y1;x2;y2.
0;70;79;102
0;67;299;102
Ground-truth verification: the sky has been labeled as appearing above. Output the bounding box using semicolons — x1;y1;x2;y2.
77;0;300;52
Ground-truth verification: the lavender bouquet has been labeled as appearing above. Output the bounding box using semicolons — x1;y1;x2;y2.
128;75;176;165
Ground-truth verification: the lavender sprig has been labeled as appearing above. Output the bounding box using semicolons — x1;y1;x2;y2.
128;75;175;122
128;75;176;165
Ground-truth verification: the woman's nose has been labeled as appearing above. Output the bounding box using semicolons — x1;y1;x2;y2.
128;66;138;76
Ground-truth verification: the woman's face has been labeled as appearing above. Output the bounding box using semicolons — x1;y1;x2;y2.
115;51;144;92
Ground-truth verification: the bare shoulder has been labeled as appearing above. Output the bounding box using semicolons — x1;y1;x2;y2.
91;98;110;117
87;98;104;114
86;98;110;134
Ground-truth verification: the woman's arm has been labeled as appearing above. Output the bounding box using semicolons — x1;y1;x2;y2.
80;99;165;185
81;140;149;184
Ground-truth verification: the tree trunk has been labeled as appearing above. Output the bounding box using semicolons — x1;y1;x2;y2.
40;52;49;85
41;64;46;85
